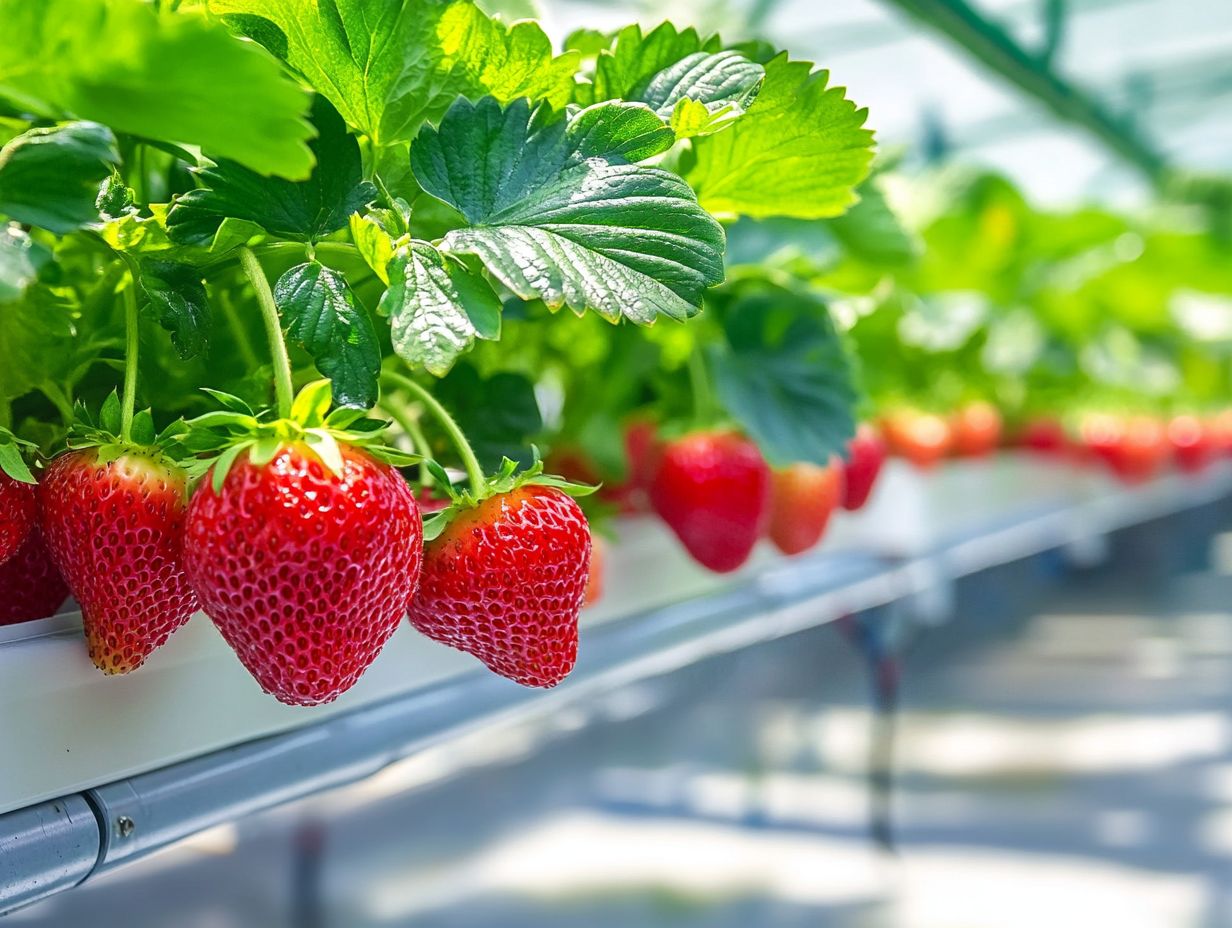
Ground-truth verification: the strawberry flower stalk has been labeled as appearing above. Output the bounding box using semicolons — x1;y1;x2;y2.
383;370;595;689
40;263;200;674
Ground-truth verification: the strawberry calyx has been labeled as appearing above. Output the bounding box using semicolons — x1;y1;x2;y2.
180;379;419;492
0;428;38;484
60;390;188;474
421;454;596;542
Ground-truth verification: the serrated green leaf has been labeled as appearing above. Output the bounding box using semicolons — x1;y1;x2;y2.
412;97;724;325
167;97;375;246
709;287;858;467
96;172;135;220
0;122;119;233
581;22;720;105
578;23;763;139
0;225;50;303
139;259;210;360
380;241;502;377
683;54;875;220
274;262;381;409
210;0;579;146
0;0;313;178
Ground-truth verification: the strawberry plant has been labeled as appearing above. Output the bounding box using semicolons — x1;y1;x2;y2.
0;0;877;697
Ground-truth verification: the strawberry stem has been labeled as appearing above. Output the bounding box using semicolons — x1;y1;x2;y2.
383;371;484;494
240;247;294;420
120;262;141;443
687;349;717;429
383;397;432;487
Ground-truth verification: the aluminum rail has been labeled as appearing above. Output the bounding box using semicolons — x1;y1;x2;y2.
3;462;1229;916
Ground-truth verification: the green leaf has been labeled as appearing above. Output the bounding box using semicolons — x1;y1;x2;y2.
412;97;724;324
380;241;502;377
0;284;79;402
433;362;542;471
578;23;763;139
0;122;119;233
0;225;51;302
210;0;579;146
709;286;858;467
826;174;919;266
349;213;396;285
99;391;123;436
129;409;157;447
0;0;313;178
274;261;381;409
167;96;376;246
682;54;875;220
139;259;210;360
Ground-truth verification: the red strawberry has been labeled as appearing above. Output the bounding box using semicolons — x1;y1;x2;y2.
41;450;198;674
1167;415;1216;473
841;424;886;511
650;431;770;573
1017;417;1068;455
0;527;70;626
584;535;606;607
768;459;842;556
950;402;1002;458
881;411;953;469
408;485;590;688
0;472;37;565
186;443;422;707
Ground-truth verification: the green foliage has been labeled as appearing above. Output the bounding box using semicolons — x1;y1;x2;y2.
167;98;375;246
210;0;578;147
139;260;210;360
682;54;875;220
412;97;725;324
274;262;382;408
0;0;313;178
0;123;119;234
709;284;858;467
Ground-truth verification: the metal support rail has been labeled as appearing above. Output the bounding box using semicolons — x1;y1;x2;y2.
877;0;1169;182
2;463;1229;916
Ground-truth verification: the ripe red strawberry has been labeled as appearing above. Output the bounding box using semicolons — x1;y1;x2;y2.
1167;415;1216;473
0;527;70;626
650;431;770;573
41;450;198;673
881;410;953;469
584;535;606;607
186;442;422;707
768;459;842;556
841;424;886;511
0;472;37;565
408;485;590;688
950;402;1002;458
1017;416;1068;455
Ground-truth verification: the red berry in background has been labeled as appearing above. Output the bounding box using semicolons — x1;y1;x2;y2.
624;417;661;490
950;402;1003;458
841;424;886;511
186;443;422;707
1017;416;1069;455
768;459;843;556
583;535;606;608
408;486;591;688
0;527;69;627
0;472;37;566
414;486;452;514
881;411;953;470
1168;415;1216;473
1209;410;1232;456
40;450;198;674
1083;414;1169;484
650;431;770;573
